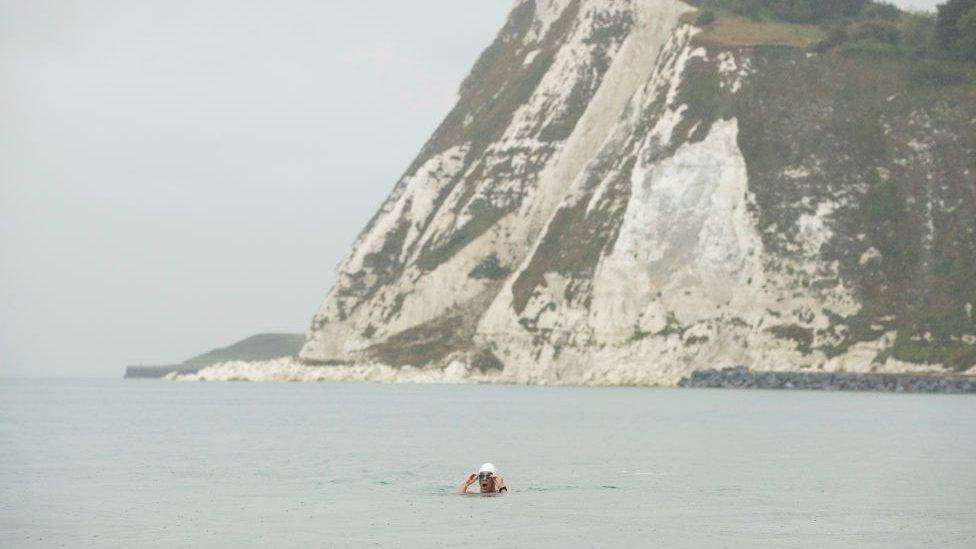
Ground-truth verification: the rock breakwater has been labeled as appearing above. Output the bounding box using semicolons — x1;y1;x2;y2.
679;367;976;394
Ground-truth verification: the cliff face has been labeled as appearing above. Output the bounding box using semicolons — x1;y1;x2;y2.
300;0;976;385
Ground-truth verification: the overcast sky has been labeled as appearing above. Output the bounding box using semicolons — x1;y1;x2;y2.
0;0;941;378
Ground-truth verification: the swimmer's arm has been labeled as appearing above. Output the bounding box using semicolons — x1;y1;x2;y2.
457;473;477;494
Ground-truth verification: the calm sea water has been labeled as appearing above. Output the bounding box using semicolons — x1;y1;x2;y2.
1;379;974;548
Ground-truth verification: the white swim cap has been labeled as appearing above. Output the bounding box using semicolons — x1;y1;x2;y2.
479;463;497;474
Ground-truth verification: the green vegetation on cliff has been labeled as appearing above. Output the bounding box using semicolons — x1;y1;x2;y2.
692;0;871;25
678;0;976;371
937;0;976;58
688;0;976;66
307;1;976;374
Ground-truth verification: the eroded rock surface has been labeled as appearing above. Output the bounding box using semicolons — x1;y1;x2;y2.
286;0;976;386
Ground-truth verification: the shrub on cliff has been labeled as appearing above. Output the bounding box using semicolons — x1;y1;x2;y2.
958;6;976;59
769;0;869;23
734;0;870;23
937;0;976;49
907;62;971;87
853;19;902;44
900;12;939;54
860;1;902;21
468;253;511;280
693;0;870;24
697;10;717;26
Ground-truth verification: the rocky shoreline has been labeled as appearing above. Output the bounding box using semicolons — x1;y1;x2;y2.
679;366;976;394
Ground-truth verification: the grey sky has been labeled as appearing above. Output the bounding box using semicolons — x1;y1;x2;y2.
0;0;941;378
894;0;945;10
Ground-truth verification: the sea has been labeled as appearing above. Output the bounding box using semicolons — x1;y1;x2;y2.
1;379;974;548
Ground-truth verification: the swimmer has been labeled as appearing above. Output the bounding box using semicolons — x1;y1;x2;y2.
458;463;507;494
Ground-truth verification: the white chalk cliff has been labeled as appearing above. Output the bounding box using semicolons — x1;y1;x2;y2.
189;0;976;384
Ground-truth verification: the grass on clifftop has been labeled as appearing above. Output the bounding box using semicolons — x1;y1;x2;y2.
682;10;825;48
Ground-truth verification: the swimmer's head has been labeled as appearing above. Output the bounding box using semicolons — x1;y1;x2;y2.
478;463;498;491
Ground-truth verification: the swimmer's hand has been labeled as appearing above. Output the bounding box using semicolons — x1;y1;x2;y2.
458;473;478;494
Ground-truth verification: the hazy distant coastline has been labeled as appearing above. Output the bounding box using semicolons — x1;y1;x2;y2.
125;334;304;379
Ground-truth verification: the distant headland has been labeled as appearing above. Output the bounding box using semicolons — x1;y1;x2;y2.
124;333;304;378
